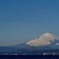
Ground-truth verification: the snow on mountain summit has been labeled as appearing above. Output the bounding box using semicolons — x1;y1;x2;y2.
39;33;58;41
26;32;59;46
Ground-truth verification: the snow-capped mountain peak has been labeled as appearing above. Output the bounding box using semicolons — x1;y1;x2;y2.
26;32;59;46
39;32;58;40
40;33;56;38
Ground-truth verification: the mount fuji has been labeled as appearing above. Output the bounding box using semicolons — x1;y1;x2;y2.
26;33;59;47
0;32;59;55
15;32;59;50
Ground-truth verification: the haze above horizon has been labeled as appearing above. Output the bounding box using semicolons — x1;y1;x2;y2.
0;0;59;46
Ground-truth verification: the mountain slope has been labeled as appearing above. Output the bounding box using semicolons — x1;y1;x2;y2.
0;32;59;55
26;33;59;46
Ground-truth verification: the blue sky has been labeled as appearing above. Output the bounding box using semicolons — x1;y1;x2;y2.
0;0;59;46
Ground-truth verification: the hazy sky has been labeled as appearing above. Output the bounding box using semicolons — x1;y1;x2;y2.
0;0;59;46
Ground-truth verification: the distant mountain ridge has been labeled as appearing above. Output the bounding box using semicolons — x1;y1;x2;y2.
26;32;59;46
0;32;59;55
